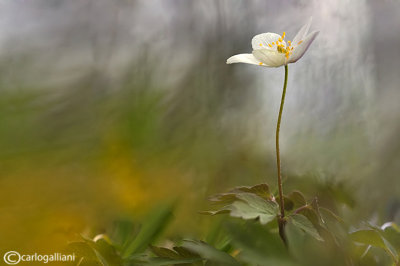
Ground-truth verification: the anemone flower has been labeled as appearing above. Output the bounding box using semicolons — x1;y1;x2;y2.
227;17;319;67
226;17;319;244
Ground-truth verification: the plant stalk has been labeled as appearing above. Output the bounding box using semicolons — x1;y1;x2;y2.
276;65;288;243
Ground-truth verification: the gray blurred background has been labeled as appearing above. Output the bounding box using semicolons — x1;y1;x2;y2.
0;0;399;250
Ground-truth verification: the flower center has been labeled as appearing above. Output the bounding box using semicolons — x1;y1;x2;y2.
277;45;288;54
276;32;294;60
260;32;296;60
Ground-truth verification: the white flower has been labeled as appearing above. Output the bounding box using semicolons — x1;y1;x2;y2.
227;18;319;67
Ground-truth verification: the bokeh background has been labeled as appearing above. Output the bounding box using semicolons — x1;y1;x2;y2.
0;0;399;254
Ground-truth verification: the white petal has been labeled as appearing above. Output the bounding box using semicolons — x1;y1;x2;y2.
288;31;319;63
253;49;286;67
252;33;282;50
292;17;312;45
226;53;262;65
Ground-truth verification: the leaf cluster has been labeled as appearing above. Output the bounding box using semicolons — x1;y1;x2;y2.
67;184;400;266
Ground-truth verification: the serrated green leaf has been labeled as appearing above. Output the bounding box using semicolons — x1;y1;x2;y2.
232;183;272;200
230;193;279;224
288;214;323;241
209;193;238;205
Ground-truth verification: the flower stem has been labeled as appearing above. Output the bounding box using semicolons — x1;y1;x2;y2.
276;65;288;243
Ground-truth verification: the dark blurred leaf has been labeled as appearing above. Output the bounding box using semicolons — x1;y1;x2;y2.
111;219;140;252
204;219;233;253
357;224;400;263
285;219;350;266
381;223;400;253
182;240;240;266
318;181;356;208
122;204;174;258
146;242;204;265
67;241;101;265
173;246;201;259
226;221;294;265
126;253;153;265
149;241;201;265
296;206;320;227
149;246;183;260
382;238;398;262
288;214;323;241
145;257;203;265
304;197;324;227
285;220;307;261
319;207;344;224
68;237;121;266
148;245;203;265
86;236;122;266
276;195;294;211
288;190;307;207
350;228;399;263
350;229;385;248
318;207;348;242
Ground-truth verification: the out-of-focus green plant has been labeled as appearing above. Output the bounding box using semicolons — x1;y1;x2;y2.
68;204;174;265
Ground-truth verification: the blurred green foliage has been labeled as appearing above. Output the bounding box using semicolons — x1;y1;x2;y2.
67;184;400;265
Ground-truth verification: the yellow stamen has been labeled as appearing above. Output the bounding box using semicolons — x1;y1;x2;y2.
277;45;288;54
298;40;303;45
259;43;263;46
272;42;275;45
278;38;282;42
282;32;286;39
259;62;263;66
288;41;291;45
268;44;272;47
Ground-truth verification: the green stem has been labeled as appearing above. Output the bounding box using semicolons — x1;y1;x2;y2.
276;65;288;243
